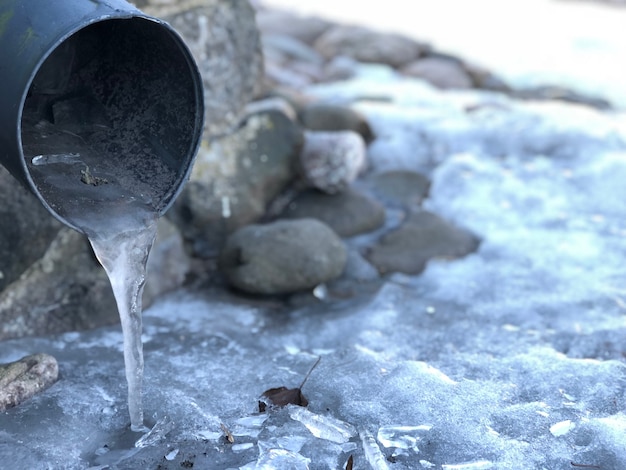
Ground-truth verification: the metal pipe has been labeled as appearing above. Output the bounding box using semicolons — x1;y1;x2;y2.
0;0;204;231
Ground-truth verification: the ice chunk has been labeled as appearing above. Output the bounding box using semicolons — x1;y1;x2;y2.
549;420;575;437
441;461;494;470
360;429;389;470
232;442;254;453
231;414;269;438
164;448;179;460
289;406;356;444
377;424;433;451
31;153;82;166
242;446;311;470
196;430;222;441
134;416;174;448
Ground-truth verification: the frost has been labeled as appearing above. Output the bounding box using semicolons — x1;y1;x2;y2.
3;59;626;469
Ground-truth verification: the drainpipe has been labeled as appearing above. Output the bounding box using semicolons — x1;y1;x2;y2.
0;0;204;231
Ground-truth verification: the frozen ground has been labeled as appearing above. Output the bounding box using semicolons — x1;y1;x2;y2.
263;0;626;109
1;68;626;469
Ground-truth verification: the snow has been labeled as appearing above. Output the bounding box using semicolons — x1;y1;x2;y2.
2;57;626;470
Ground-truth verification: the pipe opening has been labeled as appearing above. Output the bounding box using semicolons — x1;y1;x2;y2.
20;17;202;230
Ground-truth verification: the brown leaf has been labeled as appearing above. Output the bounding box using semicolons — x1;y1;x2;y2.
346;454;354;470
258;357;320;412
259;386;308;412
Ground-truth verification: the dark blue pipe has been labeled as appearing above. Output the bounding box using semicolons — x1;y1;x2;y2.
0;0;204;230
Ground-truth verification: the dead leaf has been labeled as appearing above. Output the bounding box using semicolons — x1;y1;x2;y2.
258;357;320;412
346;454;354;470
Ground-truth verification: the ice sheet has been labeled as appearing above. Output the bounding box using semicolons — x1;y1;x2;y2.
2;73;626;469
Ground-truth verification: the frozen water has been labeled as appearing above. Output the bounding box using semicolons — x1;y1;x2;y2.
2;72;626;468
164;448;179;460
289;406;356;444
377;424;432;451
441;462;494;470
89;217;157;431
134;416;175;448
31;153;82;166
360;428;390;470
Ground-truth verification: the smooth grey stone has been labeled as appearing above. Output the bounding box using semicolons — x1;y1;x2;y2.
280;187;386;238
369;170;430;208
402;57;474;90
314;24;430;69
299;103;374;143
219;218;347;294
365;210;480;275
256;8;332;45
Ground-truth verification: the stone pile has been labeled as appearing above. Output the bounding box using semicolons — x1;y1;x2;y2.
0;0;614;407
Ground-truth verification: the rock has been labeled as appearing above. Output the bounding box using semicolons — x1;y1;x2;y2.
314;25;429;69
143;218;191;305
321;55;360;82
298;130;367;194
262;33;325;66
463;62;511;92
168;110;303;256
369;170;430;208
0;353;58;411
280;188;386;238
401;57;473;90
137;0;264;137
264;62;317;89
0;165;122;340
299;103;374;143
0;228;118;340
219;218;347;294
365;211;480;275
255;9;332;45
245;96;298;122
0;166;62;292
511;85;612;110
325;247;382;299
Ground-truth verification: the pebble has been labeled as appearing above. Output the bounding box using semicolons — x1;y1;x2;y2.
255;8;332;45
0;353;59;411
262;33;325;65
313;25;430;68
401;57;473;90
219;219;347;295
299;103;375;142
365;211;481;274
368;170;431;208
280;187;386;238
298;130;367;193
